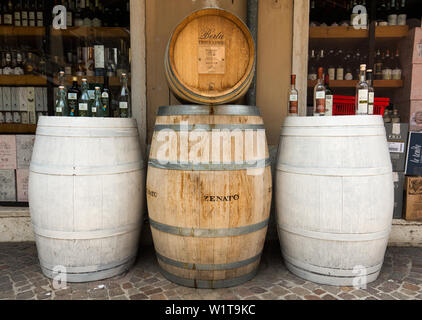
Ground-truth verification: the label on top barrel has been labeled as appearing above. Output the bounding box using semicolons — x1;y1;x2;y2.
198;28;226;75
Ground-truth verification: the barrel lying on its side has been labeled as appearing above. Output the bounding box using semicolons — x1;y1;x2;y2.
29;117;145;282
147;105;272;288
276;115;394;286
165;8;256;105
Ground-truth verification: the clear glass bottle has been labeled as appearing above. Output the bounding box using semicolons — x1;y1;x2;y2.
55;86;68;116
382;50;393;80
288;74;298;116
78;78;90;117
313;67;326;116
392;48;402;80
392;109;400;123
118;73;130;118
308;49;317;81
355;64;369;115
91;86;101;117
374;49;383;80
367;69;375;115
101;75;111;117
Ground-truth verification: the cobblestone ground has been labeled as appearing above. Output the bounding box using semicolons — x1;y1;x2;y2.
0;242;421;300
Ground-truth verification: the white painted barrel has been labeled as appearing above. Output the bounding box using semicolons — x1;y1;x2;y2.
276;116;394;286
29;117;145;283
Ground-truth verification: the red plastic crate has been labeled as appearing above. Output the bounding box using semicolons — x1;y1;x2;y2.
332;95;389;116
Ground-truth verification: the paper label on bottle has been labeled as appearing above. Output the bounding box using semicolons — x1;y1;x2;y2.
398;14;407;25
393;172;399;183
345;73;353;80
68;93;77;100
308;74;317;81
392;123;401;135
289;94;298;102
56;107;63;113
388;14;398;25
382;69;393;80
92;107;97;113
67;12;73;27
37;12;43;20
29;12;35;20
336;68;344;80
392;69;402;80
388;142;405;153
325;95;333;116
119;102;128;109
94;45;105;69
358;89;368;101
88;90;95;100
368;92;375;103
316;91;325;99
328;68;336;81
78;103;88;111
102;92;109;99
3;14;12;25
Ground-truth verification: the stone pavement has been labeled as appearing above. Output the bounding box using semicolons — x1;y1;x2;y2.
0;242;421;300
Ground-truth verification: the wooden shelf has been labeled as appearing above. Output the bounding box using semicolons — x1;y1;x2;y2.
0;124;37;134
375;25;409;38
51;27;130;39
310;26;368;39
54;76;129;87
308;80;403;88
0;26;45;37
0;75;47;86
310;25;409;39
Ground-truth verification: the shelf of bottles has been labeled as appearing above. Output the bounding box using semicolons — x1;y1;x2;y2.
0;0;131;130
307;47;403;85
310;0;411;29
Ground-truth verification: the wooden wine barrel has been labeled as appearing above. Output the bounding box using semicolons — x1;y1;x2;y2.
29;117;145;283
276;116;394;286
147;105;272;288
164;8;255;105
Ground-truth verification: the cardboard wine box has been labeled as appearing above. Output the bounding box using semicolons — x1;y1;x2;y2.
385;123;409;172
16;169;29;202
393;172;405;219
0;135;17;170
0;170;16;202
405;176;422;221
16;135;35;169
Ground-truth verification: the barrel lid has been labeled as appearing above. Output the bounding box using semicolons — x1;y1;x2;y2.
282;115;384;127
36;116;138;129
157;105;261;116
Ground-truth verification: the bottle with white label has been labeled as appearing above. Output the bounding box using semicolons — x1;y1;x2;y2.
382;50;393;80
288;74;299;117
308;50;317;81
313;67;326;116
55;86;68;117
367;69;375;115
91;86;101;117
288;74;299;116
119;73;131;118
392;48;402;80
68;77;80;116
355;64;369;115
398;0;407;25
78;78;90;117
324;74;333;116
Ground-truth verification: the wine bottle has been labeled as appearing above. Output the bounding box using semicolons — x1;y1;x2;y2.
68;76;80;116
118;73;130;118
355;64;369;115
313;67;326;116
78;78;90;117
288;74;298;116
